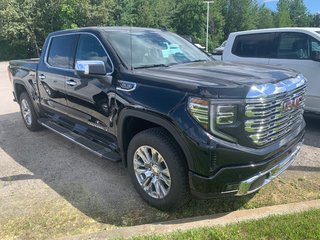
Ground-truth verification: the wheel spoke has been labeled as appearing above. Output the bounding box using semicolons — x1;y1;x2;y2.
154;179;163;198
160;168;170;178
159;173;171;187
151;148;158;163
142;147;152;162
137;148;150;164
134;158;145;168
142;176;153;193
135;167;147;174
158;180;168;196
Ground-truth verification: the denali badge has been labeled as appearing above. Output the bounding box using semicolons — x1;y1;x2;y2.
282;96;302;112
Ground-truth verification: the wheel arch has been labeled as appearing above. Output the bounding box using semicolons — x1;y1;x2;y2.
14;80;29;102
117;108;194;171
14;80;42;116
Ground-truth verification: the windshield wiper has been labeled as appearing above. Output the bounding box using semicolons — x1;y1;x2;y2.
134;64;169;69
188;59;208;63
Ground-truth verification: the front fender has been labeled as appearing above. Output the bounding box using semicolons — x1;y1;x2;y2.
117;108;194;171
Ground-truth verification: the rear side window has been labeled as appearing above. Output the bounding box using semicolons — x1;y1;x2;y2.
47;35;78;69
232;33;276;58
277;33;310;59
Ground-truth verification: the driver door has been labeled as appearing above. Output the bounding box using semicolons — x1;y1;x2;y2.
64;33;115;131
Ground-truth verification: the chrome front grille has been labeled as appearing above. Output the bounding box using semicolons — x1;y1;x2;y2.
245;75;306;146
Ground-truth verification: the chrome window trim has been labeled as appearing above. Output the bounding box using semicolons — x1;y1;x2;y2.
44;32;115;75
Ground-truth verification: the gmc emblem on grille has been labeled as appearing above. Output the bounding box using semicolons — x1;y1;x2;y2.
282;96;302;112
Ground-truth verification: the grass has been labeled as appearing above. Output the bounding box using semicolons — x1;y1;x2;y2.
118;172;320;226
0;200;116;240
0;172;319;239
130;209;320;240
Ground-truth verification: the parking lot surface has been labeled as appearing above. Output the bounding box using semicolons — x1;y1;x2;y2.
0;61;319;237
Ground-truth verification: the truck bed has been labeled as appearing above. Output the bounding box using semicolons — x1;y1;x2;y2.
9;58;39;72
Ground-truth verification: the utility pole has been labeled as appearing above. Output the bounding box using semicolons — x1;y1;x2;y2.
204;1;214;52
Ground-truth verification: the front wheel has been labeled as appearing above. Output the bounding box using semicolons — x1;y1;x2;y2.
19;92;43;131
127;127;190;210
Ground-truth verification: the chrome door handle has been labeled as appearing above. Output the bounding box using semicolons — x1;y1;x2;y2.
39;74;46;80
66;79;77;86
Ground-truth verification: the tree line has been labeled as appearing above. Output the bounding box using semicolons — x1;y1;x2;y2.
0;0;319;60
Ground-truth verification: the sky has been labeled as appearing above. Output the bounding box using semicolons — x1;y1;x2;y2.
260;0;320;14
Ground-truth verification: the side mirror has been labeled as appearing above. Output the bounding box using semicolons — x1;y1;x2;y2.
311;52;320;62
75;60;107;76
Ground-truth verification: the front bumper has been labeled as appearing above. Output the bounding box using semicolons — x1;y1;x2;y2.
236;141;301;196
189;131;304;199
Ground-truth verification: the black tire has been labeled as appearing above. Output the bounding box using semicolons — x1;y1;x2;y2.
127;127;190;210
19;92;43;131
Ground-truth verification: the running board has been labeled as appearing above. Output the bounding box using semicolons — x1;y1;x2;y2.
38;118;121;162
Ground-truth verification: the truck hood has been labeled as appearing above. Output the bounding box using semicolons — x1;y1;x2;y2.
132;61;298;99
135;61;297;87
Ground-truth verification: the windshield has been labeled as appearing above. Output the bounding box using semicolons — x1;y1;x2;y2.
104;29;210;68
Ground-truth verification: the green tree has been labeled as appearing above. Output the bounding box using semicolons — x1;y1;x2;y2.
257;5;274;29
171;0;206;44
209;0;226;48
0;0;42;57
0;0;115;58
113;0;172;28
289;0;311;26
223;0;260;36
276;0;292;27
312;13;320;27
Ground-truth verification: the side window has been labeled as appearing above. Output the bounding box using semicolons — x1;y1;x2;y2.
311;38;320;59
47;35;78;69
232;33;276;58
277;33;310;59
75;34;112;71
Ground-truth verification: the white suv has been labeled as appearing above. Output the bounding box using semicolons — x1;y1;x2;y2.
223;28;320;114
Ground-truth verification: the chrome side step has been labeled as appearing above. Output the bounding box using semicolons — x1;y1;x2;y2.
38;118;121;162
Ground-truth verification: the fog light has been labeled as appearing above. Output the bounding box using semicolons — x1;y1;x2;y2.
224;183;240;193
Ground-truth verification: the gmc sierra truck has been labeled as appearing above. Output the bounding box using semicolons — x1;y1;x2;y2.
8;27;306;210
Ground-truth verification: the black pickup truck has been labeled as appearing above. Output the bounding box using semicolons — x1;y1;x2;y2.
8;27;306;210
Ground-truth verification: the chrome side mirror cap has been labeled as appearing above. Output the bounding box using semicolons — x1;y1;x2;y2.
75;60;107;76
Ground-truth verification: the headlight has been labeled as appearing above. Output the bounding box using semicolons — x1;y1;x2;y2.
214;105;236;125
188;97;237;142
188;98;209;129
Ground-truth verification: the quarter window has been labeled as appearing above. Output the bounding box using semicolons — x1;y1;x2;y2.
47;35;78;69
232;33;276;58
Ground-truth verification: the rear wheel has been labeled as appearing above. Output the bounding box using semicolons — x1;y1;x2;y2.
127;127;190;210
19;92;43;131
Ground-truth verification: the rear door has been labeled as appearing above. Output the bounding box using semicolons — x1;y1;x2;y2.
64;33;115;131
37;34;78;115
269;32;320;113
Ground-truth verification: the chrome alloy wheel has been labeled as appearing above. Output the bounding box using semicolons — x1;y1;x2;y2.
133;146;171;199
21;99;32;126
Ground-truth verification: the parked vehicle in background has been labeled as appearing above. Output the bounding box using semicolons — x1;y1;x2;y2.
211;41;227;61
213;40;227;55
223;27;320;114
8;27;306;210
